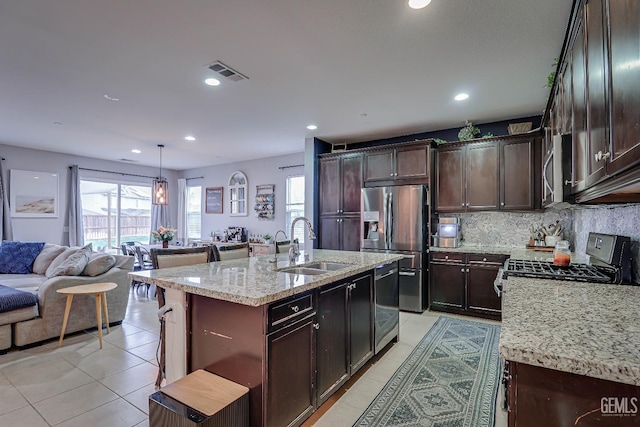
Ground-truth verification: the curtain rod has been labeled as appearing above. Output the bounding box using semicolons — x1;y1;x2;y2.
186;176;204;181
278;164;304;170
72;166;157;180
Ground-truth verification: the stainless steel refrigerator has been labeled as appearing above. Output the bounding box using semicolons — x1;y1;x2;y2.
361;185;428;312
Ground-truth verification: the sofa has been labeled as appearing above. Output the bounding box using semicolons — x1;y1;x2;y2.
0;242;134;350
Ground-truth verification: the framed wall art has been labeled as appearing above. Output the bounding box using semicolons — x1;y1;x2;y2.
205;187;223;214
10;169;59;218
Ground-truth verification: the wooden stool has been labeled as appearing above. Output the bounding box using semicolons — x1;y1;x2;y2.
57;282;118;348
149;369;249;427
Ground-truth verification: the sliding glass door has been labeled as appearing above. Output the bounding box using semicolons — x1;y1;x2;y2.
80;180;152;251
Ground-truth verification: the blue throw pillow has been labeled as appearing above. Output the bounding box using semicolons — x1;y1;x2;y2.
0;241;46;274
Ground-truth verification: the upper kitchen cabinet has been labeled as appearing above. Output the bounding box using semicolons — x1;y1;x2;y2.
318;153;362;251
319;153;363;216
435;135;538;213
501;137;538;210
436;141;499;212
363;141;430;186
606;0;640;176
544;0;640;203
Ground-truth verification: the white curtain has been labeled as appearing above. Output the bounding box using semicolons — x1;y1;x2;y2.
177;178;187;244
68;165;84;246
149;204;170;244
0;158;13;241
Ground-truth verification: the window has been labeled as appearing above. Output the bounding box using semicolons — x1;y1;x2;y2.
285;175;305;244
228;170;248;216
187;185;202;239
80;180;151;251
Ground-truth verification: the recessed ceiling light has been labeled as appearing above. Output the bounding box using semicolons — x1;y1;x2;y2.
454;93;470;101
307;125;318;130
103;94;120;101
204;78;221;86
408;0;432;9
185;136;196;141
131;149;141;154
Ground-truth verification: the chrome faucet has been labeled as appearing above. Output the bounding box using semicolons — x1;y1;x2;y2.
270;229;288;265
289;217;316;262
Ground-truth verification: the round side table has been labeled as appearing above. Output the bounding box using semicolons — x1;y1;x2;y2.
56;282;118;348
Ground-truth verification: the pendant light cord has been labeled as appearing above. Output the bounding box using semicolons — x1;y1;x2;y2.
158;144;164;180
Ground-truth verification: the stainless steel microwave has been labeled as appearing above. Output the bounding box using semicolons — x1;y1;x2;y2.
542;133;572;207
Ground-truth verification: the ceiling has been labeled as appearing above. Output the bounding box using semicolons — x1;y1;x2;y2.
0;0;573;171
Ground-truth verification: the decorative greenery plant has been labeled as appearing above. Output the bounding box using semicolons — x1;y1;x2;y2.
545;57;560;89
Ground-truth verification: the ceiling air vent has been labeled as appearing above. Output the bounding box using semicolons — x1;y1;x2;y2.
207;61;249;82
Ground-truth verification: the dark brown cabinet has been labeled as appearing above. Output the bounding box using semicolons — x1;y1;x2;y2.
348;274;374;374
430;257;465;309
316;273;374;406
506;361;640;427
363;142;430;185
467;142;500;210
435;146;465;211
501;138;537;210
429;252;506;319
435;136;537;213
435;141;500;212
544;0;640;203
316;282;348;405
319;215;360;251
318;154;362;251
266;315;316;427
606;0;640;176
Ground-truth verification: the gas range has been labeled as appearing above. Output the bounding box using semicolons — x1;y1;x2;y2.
502;232;632;286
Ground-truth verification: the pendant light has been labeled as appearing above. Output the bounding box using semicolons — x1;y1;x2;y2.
152;144;168;205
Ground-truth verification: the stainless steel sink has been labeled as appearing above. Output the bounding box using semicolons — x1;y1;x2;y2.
280;267;328;276
302;261;351;271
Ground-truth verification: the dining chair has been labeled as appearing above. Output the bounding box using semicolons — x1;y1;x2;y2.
212;242;250;261
150;246;211;269
275;240;292;254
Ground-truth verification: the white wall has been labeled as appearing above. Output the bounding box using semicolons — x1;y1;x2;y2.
0;143;179;244
181;152;305;239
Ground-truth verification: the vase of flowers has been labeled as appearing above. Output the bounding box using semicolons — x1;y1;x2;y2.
152;227;177;248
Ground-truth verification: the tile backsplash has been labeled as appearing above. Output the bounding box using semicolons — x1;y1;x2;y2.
445;204;639;284
572;204;640;284
451;210;574;248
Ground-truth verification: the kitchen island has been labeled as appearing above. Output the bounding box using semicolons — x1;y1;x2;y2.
500;276;640;426
130;249;403;427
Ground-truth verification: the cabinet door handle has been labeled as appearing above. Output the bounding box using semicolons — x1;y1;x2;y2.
445;255;449;260
291;305;299;313
500;202;504;206
467;268;470;272
461;268;465;272
483;258;487;262
390;173;394;177
313;323;320;330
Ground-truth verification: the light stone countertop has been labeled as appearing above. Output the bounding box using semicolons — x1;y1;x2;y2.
128;249;404;307
430;245;590;263
500;276;640;386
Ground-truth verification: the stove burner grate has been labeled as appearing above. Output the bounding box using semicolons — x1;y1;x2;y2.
504;259;615;283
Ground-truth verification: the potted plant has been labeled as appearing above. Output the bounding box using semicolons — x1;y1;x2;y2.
263;233;272;244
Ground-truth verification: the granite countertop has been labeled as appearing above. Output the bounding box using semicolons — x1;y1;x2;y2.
430;245;590;263
500;276;640;386
430;245;513;255
129;249;404;307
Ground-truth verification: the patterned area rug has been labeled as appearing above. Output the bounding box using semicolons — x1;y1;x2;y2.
354;317;501;427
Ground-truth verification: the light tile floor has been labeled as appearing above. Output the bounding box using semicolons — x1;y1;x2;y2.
0;288;507;426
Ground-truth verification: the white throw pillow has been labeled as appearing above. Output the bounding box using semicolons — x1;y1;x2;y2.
46;244;92;277
32;243;66;275
82;253;116;277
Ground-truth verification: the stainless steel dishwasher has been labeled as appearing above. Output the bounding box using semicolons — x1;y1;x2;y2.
374;261;399;354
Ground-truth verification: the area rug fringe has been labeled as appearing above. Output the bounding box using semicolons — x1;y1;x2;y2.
354;317;501;427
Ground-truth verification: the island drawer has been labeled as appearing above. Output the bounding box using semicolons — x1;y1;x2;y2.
268;291;315;331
